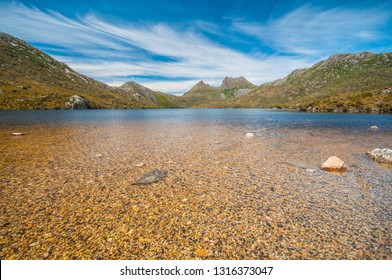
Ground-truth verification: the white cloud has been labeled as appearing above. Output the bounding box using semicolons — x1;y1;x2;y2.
233;5;391;55
0;2;127;51
2;2;360;94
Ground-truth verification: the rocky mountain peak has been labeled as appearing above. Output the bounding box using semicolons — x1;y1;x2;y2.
219;76;254;90
119;81;157;102
0;32;28;47
316;52;376;69
120;81;147;92
193;80;211;89
184;80;213;95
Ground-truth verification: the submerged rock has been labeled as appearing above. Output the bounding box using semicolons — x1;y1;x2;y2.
65;95;91;109
132;169;167;185
306;168;316;173
366;148;392;164
12;132;27;136
370;126;379;130
321;156;347;171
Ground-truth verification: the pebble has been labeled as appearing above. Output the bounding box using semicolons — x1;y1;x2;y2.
1;123;390;260
12;132;27;136
196;248;208;257
245;132;255;138
135;163;145;167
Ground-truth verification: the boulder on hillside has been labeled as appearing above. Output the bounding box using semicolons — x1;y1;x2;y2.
366;148;392;164
321;156;347;171
65;95;91;109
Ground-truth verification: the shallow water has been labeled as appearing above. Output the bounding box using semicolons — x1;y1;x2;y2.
0;109;391;259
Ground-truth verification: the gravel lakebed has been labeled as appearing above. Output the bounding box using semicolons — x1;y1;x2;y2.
0;122;391;259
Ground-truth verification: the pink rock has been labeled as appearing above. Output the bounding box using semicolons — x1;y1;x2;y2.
321;156;347;171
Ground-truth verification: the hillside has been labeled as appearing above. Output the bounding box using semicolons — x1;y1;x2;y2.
212;52;392;113
0;32;178;109
1;32;391;113
119;81;181;108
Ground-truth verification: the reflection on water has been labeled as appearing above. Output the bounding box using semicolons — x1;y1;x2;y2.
1;109;391;131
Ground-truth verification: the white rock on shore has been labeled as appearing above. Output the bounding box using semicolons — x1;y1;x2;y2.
321;156;347;171
366;148;392;164
245;132;255;138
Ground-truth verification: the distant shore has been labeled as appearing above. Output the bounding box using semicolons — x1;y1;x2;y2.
0;107;391;114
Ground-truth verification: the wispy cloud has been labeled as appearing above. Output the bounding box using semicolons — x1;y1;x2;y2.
1;2;390;94
233;4;392;55
0;2;316;93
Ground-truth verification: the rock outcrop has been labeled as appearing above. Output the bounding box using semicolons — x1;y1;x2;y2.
119;81;157;102
366;148;392;164
65;95;91;109
184;81;214;95
219;76;254;90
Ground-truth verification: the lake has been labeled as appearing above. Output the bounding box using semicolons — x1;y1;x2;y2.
0;109;391;130
0;109;391;260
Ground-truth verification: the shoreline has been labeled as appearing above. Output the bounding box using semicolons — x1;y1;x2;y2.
0;107;391;114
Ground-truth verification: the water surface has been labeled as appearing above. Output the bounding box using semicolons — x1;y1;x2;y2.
0;109;391;259
1;109;391;130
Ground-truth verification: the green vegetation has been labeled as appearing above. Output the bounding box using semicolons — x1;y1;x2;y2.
208;52;392;113
0;32;391;113
0;32;173;110
297;89;392;113
154;93;182;108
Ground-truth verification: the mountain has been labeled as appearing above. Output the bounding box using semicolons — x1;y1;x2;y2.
219;76;254;90
119;81;180;108
211;52;392;113
0;32;178;109
1;32;390;113
183;81;214;95
180;76;256;107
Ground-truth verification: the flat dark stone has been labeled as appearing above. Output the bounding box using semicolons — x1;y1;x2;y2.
132;169;167;185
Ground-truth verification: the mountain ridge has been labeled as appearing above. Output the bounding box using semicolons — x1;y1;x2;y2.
0;32;390;113
183;81;214;95
219;76;254;90
205;51;392;113
179;76;256;107
0;32;179;109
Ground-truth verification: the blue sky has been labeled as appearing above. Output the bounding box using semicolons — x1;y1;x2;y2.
1;0;391;94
